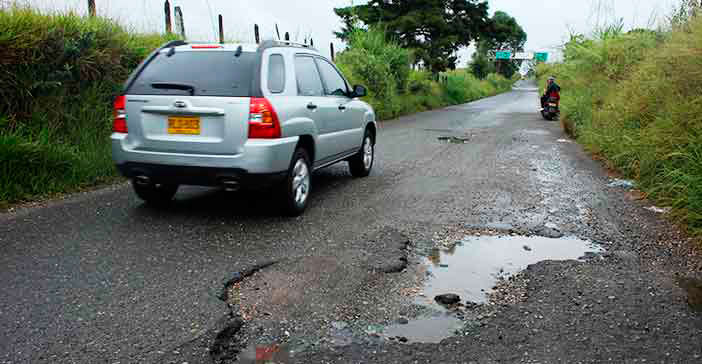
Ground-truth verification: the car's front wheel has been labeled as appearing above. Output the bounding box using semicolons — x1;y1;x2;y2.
132;181;178;204
349;129;374;177
281;148;312;216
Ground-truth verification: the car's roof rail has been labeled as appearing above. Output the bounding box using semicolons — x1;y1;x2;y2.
161;40;188;50
259;39;318;51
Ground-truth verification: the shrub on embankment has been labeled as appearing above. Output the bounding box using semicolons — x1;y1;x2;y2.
537;16;702;235
0;9;514;206
0;8;177;205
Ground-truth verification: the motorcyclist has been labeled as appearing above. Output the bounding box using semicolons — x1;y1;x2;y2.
541;76;560;110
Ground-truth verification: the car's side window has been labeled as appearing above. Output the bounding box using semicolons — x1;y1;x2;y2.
294;56;324;97
316;59;348;97
268;54;285;93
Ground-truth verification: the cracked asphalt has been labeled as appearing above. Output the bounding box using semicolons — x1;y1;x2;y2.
2;80;702;363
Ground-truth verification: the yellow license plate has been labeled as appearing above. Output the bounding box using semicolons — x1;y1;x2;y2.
168;116;200;135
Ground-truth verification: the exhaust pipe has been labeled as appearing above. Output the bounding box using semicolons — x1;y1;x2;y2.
134;175;151;186
222;179;240;192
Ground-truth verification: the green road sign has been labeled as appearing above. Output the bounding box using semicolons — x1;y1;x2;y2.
495;51;512;60
535;52;548;61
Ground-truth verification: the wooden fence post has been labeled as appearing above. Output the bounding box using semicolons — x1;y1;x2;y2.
218;15;224;43
164;0;172;33
174;6;185;38
330;43;335;61
88;0;96;17
285;32;290;41
254;24;260;44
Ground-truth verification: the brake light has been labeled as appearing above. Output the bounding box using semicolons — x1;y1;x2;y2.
248;98;281;139
113;95;127;133
191;44;223;49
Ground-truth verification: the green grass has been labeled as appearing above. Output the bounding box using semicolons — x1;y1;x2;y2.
537;14;702;236
0;7;179;204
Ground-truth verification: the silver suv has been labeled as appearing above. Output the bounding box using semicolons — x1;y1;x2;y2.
111;40;376;215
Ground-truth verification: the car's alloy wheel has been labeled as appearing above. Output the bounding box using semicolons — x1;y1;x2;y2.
282;148;312;216
349;129;374;177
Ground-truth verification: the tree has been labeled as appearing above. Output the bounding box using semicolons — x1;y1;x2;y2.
334;0;491;74
470;11;527;79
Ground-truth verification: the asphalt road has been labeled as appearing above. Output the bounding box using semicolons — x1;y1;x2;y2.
2;81;701;364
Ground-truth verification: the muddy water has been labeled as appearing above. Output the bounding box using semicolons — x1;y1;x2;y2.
383;314;463;343
423;235;602;304
385;235;602;343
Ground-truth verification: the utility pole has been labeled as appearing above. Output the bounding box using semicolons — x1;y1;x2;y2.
174;6;185;38
164;0;172;33
218;15;224;44
88;0;95;17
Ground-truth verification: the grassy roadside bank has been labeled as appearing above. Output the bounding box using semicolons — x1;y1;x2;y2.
0;8;515;207
0;7;177;207
536;15;702;236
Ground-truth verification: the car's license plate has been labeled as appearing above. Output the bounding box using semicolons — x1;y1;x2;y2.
548;103;558;106
168;116;200;135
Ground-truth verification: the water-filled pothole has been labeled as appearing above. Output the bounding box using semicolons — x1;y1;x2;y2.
423;235;602;304
385;234;602;343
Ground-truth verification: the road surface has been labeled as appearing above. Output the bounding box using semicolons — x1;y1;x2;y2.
2;80;701;363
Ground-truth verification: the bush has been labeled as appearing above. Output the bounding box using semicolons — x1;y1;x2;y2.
0;7;178;204
336;28;515;120
537;15;702;235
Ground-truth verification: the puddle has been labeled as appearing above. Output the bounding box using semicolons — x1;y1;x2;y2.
383;314;463;343
422;235;602;304
676;277;702;312
383;235;602;343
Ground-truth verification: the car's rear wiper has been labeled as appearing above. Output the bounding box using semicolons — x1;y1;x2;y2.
150;82;195;95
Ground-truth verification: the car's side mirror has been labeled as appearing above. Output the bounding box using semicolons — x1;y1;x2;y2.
352;85;367;98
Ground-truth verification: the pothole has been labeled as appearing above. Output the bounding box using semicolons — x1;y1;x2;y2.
384;234;603;343
423;235;602;304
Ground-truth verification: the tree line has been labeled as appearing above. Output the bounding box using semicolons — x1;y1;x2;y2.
334;0;527;79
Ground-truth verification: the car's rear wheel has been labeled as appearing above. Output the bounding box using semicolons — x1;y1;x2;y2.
349;129;374;177
132;181;178;204
281;148;312;216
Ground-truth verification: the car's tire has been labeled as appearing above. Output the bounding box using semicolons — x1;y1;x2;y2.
349;129;375;178
281;148;312;216
132;181;178;204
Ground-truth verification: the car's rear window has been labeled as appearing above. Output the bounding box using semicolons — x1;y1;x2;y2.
127;50;257;97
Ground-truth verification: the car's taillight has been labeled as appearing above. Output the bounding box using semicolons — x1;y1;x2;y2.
248;98;281;139
113;95;127;133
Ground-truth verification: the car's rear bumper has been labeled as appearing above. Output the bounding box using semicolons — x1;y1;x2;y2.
115;162;286;188
111;134;298;187
112;133;299;184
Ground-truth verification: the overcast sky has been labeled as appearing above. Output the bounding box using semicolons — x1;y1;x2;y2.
19;0;680;65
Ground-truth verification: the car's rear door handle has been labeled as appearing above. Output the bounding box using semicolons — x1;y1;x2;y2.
338;105;346;111
307;103;317;110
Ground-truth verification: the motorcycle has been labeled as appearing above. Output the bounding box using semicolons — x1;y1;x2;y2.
541;96;560;121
